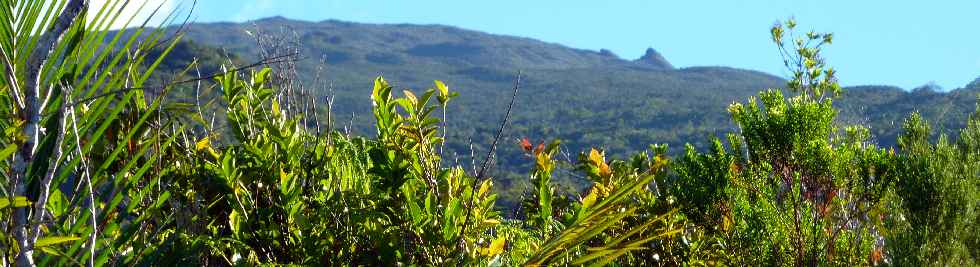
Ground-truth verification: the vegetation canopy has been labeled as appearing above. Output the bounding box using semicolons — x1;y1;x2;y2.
0;2;976;266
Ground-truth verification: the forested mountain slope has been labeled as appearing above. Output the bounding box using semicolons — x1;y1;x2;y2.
146;17;979;202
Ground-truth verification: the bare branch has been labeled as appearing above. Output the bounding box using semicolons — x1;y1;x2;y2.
69;101;97;267
457;71;522;254
193;61;210;138
477;71;521;179
28;84;70;250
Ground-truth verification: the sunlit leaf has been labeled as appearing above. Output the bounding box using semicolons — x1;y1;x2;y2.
36;236;81;248
0;197;30;209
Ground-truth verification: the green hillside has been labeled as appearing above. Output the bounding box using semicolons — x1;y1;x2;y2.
145;17;979;207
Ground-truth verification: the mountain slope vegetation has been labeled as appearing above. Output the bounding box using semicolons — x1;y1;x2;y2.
147;17;980;206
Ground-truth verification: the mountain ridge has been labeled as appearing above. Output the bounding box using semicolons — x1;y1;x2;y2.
150;17;979;146
179;17;676;71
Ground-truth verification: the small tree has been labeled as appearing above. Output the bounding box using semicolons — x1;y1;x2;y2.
673;19;897;265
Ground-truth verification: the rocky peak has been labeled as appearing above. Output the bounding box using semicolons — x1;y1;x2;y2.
635;47;673;69
599;49;619;58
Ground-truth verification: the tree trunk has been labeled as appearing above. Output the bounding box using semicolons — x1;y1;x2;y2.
12;0;87;266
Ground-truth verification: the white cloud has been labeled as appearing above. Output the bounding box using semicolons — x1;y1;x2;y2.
87;0;176;29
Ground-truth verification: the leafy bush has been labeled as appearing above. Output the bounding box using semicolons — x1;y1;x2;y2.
669;19;980;266
887;108;980;265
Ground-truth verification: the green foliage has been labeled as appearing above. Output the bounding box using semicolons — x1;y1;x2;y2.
665;19;980;266
507;143;683;266
3;5;978;266
887;108;980;265
671;19;907;266
158;19;980;211
142;69;681;265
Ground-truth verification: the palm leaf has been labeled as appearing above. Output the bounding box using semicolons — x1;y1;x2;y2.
0;0;181;265
524;172;679;266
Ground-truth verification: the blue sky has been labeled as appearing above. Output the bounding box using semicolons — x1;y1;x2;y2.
168;0;978;90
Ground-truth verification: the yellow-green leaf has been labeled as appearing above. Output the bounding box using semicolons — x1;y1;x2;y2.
195;137;211;152
588;148;604;166
272;99;282;117
229;210;242;233
581;190;598;209
484;236;507;256
434;80;449;97
589;148;611;177
478;180;492;197
0;144;16;160
0;197;30;209
280;168;289;181
403;90;418;105
280;168;295;195
722;214;733;232
35;236;81;248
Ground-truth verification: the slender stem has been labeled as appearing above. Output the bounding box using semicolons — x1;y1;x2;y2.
456;71;521;255
28;84;70;248
69;104;96;267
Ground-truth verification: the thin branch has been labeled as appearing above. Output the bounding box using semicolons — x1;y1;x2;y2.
457;71;522;254
28;83;70;249
68;93;97;267
477;71;521;179
193;60;210;138
468;139;478;177
63;52;299;108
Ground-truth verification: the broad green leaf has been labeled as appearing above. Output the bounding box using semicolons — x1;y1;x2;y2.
47;189;68;218
229;210;242;233
0;143;16;159
443;198;462;241
434;80;449;97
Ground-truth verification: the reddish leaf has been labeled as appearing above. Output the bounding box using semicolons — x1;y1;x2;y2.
520;137;533;152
